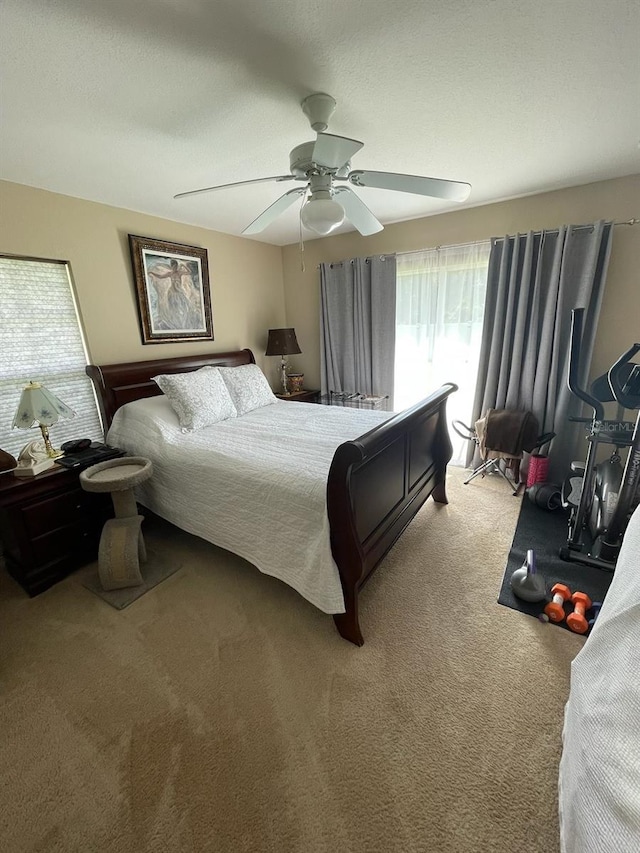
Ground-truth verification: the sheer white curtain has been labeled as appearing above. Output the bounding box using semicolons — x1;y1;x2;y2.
395;242;490;465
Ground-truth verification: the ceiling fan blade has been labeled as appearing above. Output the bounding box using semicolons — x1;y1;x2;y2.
333;187;383;236
174;175;296;200
242;188;307;236
348;170;471;202
312;133;364;170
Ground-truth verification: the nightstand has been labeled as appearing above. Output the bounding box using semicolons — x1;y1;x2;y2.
318;393;390;410
275;390;321;403
0;465;114;595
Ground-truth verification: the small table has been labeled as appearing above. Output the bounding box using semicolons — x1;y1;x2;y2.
80;457;153;591
319;393;390;411
275;389;320;403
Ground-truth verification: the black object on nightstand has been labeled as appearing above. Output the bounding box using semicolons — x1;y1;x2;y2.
0;455;121;596
55;442;123;470
275;389;320;403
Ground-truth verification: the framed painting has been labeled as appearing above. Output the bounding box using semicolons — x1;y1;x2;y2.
128;235;214;344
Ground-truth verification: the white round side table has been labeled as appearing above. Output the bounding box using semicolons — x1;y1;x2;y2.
80;457;153;591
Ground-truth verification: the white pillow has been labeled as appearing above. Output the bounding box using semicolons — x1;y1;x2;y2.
107;396;180;449
113;395;180;429
218;363;277;416
152;367;237;432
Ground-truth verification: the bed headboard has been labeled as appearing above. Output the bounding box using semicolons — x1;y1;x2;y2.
86;348;256;434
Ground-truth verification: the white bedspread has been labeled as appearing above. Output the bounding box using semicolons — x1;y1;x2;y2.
107;397;391;613
559;505;640;853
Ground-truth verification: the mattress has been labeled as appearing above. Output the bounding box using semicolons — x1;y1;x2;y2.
107;396;391;613
559;505;640;853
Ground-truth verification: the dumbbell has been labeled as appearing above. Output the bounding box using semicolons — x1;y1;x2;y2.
566;591;592;634
588;601;603;630
544;583;571;623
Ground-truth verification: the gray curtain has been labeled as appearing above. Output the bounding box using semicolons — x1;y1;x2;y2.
470;221;613;482
320;255;397;404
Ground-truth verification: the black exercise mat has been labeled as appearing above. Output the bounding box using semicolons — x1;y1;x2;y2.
498;496;613;630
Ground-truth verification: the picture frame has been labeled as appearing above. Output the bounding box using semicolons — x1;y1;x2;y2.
128;234;214;344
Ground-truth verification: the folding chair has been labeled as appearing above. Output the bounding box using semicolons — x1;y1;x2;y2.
453;410;555;496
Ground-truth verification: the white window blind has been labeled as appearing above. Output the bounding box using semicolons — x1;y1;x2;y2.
0;256;103;457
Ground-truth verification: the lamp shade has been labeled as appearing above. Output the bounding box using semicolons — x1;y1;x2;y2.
12;381;75;429
265;328;302;357
300;197;345;236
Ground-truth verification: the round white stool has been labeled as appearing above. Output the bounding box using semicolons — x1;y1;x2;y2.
80;457;153;591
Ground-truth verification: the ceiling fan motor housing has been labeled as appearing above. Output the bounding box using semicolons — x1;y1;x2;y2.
289;142;350;178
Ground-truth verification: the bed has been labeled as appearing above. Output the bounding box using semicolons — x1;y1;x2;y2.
559;503;640;852
86;349;457;645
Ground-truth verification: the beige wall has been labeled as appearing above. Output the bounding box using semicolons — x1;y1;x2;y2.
1;176;637;396
282;175;640;390
0;180;286;374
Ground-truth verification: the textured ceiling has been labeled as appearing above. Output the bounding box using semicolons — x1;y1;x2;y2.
2;0;639;246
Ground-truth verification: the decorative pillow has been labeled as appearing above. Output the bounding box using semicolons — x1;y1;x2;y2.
152;367;237;432
218;364;277;416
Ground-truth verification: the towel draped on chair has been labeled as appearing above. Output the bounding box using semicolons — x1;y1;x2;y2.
476;409;540;461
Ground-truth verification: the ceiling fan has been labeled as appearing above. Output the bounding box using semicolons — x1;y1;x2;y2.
174;93;471;238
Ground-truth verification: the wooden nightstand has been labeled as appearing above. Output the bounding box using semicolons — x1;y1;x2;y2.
0;465;113;596
275;389;321;403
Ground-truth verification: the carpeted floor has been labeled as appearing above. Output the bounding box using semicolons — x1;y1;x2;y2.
0;467;584;853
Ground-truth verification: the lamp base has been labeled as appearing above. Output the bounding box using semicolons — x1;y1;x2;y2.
280;357;289;395
39;423;63;458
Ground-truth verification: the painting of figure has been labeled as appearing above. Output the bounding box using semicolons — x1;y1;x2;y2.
129;236;213;344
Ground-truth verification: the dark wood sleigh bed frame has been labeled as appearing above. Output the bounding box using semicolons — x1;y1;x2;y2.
86;349;457;646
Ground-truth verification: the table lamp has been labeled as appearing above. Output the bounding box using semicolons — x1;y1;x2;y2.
265;328;302;395
12;381;75;476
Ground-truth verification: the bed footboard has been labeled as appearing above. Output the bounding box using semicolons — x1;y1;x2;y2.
327;384;457;645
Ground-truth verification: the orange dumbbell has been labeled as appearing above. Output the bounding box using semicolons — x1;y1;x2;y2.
544;583;571;623
567;591;592;634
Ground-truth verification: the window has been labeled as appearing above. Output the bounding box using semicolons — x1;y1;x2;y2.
0;256;103;458
395;242;491;465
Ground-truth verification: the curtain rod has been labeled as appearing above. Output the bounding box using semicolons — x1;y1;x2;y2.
320;244;479;267
322;255;394;269
397;239;488;254
400;219;639;253
494;218;639;242
316;218;638;269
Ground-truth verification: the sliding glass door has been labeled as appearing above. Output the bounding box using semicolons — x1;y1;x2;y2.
394;242;490;465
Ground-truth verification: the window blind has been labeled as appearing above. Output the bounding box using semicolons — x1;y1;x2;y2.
0;256;103;458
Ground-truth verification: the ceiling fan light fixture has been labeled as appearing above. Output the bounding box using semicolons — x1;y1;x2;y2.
300;196;345;236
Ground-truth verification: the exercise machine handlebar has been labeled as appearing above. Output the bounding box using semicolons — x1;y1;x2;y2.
568;309;605;422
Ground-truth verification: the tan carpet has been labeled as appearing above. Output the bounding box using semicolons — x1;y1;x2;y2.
0;468;584;853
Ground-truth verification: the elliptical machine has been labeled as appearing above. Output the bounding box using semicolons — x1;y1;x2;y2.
560;308;640;570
